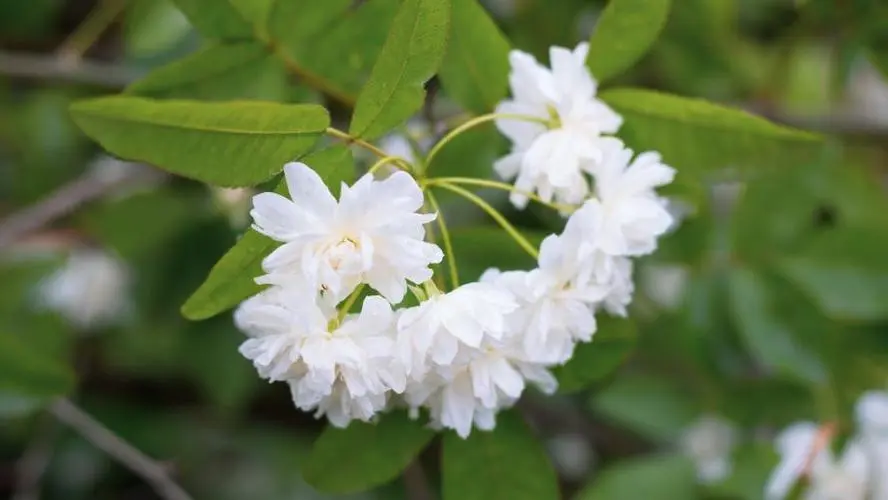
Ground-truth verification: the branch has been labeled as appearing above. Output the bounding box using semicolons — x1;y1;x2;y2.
49;398;193;500
0;163;163;250
402;460;434;500
12;416;58;500
0;50;141;88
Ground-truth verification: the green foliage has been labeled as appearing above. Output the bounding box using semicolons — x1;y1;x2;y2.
777;227;888;321
350;0;451;140
170;0;256;39
268;0;401;105
577;454;697;500
438;0;511;113
444;227;546;283
586;0;673;82
591;373;697;442
442;410;559;500
0;331;74;400
727;268;827;384
69;97;329;187
555;316;637;392
181;146;354;320
126;42;289;101
81;190;204;264
601;88;823;176
302;411;434;493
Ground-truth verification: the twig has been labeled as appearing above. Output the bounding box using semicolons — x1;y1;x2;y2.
402;460;434;500
0;164;162;250
49;398;193;500
57;0;128;65
0;50;141;88
12;416;58;500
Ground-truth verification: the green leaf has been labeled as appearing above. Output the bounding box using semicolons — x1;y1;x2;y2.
586;0;672;82
349;0;451;140
181;146;355;320
777;227;888;321
125;0;191;57
442;410;559;500
438;0;510;113
171;0;254;39
599;88;823;177
126;42;289;101
591;373;697;441
576;454;697;500
727;268;827;384
0;331;75;400
554;316;637;393
268;0;401;105
303;412;434;494
70;96;329;187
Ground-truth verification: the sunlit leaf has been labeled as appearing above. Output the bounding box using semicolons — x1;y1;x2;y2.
350;0;451;140
587;0;672;82
438;0;510;113
70;96;329;187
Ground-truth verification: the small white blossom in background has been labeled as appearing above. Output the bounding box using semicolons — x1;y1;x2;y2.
231;41;679;437
494;42;623;208
547;433;596;481
640;264;689;311
378;120;437;166
680;415;737;485
38;248;131;330
211;186;254;229
765;390;888;500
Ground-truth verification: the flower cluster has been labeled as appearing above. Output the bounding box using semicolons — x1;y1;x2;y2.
766;391;888;500
233;43;677;437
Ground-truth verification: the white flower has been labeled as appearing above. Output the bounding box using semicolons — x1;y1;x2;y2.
405;338;556;438
855;390;888;498
235;288;405;427
39;249;131;329
480;234;611;365
396;282;518;376
680;415;737;484
589;139;676;256
250;162;443;304
765;422;870;500
494;42;623;208
856;390;888;437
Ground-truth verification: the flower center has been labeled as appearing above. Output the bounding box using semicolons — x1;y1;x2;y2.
545;105;562;129
326;236;359;270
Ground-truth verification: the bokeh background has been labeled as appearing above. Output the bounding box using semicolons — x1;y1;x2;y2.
1;0;887;498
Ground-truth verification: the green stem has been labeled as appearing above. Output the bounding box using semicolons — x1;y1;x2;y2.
424;113;549;170
337;284;365;323
427;177;576;213
431;182;539;259
425;190;459;289
368;156;409;176
326;128;413;172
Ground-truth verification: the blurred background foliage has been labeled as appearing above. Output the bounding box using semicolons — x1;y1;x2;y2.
0;0;886;498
